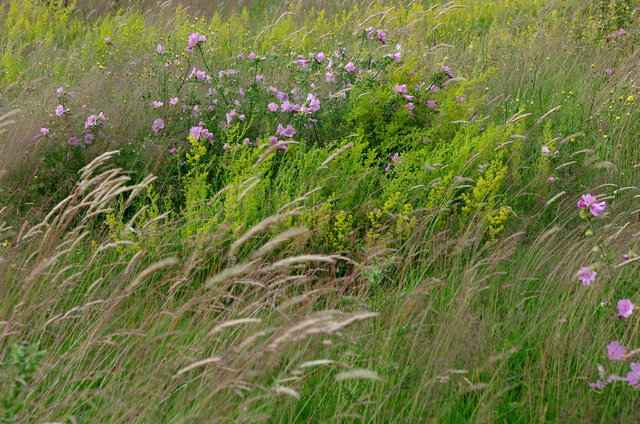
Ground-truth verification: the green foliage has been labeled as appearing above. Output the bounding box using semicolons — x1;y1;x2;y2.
0;342;46;423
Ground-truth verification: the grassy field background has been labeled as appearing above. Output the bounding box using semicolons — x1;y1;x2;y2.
0;0;639;422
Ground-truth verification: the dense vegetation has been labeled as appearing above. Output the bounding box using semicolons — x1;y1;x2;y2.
0;0;639;422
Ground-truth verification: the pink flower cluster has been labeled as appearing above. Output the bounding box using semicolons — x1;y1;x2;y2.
186;32;206;51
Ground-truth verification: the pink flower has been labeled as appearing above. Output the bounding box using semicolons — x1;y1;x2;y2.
152;101;164;107
269;136;278;145
68;92;75;99
248;52;256;60
547;177;555;183
277;124;296;138
189;126;203;140
56;87;64;96
170;147;178;154
186;32;206;51
201;128;213;139
55;105;65;116
611;28;627;38
40;128;50;136
541;146;550;154
345;62;356;72
196;70;206;80
104;37;111;43
394;84;407;94
577;193;606;216
376;30;387;45
85;114;97;128
84;132;94;144
280;100;293;112
268;102;279;112
305;93;320;113
605;69;613;76
98;112;106;121
577;266;597;286
588;380;609;390
157;44;164;54
391;153;399;163
426;100;437;108
325;72;335;82
170;97;179;105
405;102;415;111
152;118;164;135
607;341;626;361
626;362;640;386
618;299;634;318
316;52;325;62
226;109;237;123
388;51;402;62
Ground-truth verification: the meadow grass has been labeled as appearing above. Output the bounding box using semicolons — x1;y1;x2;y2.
0;0;639;422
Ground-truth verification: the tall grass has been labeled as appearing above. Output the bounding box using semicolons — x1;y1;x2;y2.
0;0;639;422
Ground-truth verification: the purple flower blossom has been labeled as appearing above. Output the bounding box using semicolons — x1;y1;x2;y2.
152;101;164;107
316;52;325;62
547;177;555;183
611;28;627;38
426;100;437;108
85;114;97;128
345;62;356;72
541;146;550;154
170;97;179;105
268;102;279;112
157;44;164;54
605;69;613;76
189;126;203;140
55;105;66;116
577;193;607;216
577;266;597;286
40;128;50;136
277;124;296;138
56;87;64;96
607;341;626;361
152;118;164;135
186;32;206;51
405;102;415;111
394;84;407;94
618;299;634;318
626;362;640;386
388;51;402;62
305;93;320;113
170;147;178;154
84;132;94;144
376;30;387;45
325;72;335;82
